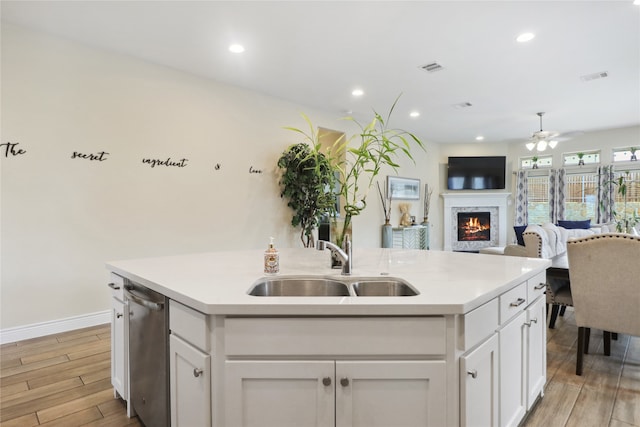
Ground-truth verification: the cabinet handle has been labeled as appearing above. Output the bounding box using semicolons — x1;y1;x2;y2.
107;282;121;290
322;377;331;386
116;313;123;318
340;378;349;387
525;318;538;327
193;368;203;378
467;370;478;379
534;283;546;290
510;298;526;307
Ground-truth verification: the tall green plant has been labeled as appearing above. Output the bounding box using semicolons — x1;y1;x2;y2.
277;135;336;248
604;171;640;233
324;96;426;247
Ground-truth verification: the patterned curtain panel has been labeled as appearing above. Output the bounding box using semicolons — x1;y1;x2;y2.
597;165;615;223
549;168;566;223
514;170;528;225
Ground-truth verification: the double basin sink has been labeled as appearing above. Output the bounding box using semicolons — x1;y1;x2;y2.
248;276;419;297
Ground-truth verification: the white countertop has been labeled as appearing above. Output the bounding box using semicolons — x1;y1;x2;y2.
106;248;551;316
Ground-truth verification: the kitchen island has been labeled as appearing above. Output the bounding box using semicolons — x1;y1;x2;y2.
107;247;551;427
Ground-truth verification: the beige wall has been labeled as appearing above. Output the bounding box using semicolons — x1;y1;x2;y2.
0;25;440;329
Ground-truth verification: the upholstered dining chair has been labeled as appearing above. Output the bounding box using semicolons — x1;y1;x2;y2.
566;233;640;376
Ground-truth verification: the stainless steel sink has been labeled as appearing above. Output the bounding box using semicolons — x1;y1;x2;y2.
351;279;420;296
248;277;350;296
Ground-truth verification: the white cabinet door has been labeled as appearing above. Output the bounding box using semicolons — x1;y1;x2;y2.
499;310;527;427
460;333;499;427
225;360;335;427
335;360;447;427
526;296;546;409
169;334;211;427
110;297;126;400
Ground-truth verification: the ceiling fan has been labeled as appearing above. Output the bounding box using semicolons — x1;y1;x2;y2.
526;112;560;152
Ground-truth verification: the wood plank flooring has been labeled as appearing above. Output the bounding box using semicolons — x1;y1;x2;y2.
0;324;141;426
0;310;638;426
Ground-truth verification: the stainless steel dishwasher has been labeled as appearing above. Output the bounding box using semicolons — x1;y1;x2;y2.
125;280;170;427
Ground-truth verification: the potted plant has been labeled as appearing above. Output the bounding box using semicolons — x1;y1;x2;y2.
606;171;640;233
322;96;426;250
284;96;425;254
577;152;585;166
630;147;637;161
531;156;538;169
277;136;337;248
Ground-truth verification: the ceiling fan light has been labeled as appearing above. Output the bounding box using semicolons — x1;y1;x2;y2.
537;140;548;151
526;142;536;151
548;140;558;149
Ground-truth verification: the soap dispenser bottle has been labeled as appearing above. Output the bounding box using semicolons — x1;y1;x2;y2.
264;237;279;275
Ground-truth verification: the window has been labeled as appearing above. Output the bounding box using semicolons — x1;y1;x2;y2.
520;155;552;169
564;172;598;221
527;174;550;224
612;147;639;163
563;151;600;167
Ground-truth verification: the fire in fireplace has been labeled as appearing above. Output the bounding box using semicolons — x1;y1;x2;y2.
457;212;491;241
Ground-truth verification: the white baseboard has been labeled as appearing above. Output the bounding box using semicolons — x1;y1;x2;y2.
0;310;110;345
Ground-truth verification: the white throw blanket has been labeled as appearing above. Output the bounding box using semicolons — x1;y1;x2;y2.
542;223;568;256
524;223;567;258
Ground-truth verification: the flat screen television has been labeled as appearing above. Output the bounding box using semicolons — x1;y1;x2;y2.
447;156;506;190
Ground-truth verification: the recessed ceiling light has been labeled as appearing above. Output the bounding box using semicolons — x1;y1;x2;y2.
228;44;245;53
351;89;364;97
475;136;484;141
516;32;535;43
634;0;640;5
410;111;420;118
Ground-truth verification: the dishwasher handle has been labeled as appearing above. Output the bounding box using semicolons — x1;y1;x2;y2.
127;292;165;311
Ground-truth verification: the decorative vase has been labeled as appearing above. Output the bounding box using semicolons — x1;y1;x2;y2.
420;220;430;250
381;223;393;248
330;218;352;269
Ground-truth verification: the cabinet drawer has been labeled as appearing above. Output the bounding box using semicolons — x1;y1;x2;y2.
225;317;446;357
107;273;125;301
463;298;499;351
526;271;546;303
169;300;210;352
499;282;527;324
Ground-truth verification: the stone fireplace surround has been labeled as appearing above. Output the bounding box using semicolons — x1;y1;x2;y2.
441;192;510;251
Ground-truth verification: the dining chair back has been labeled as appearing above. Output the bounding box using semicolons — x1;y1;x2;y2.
567;233;640;375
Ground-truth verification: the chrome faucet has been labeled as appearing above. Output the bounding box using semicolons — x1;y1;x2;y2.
316;234;352;276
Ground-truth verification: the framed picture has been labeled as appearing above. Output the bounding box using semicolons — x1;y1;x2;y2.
387;176;420;200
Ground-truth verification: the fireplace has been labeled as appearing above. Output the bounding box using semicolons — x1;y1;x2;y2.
441;192;509;251
457;212;491;242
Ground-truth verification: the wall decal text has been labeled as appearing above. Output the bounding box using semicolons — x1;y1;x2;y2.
71;151;109;161
1;142;27;158
249;166;263;174
142;157;189;168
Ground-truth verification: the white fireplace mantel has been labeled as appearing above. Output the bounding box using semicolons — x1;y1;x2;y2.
441;192;510;251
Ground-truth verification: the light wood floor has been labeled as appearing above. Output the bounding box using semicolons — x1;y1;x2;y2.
0;312;638;426
0;324;141;426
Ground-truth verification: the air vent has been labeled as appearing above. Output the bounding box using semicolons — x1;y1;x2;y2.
420;62;444;73
452;102;473;109
580;71;608;82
